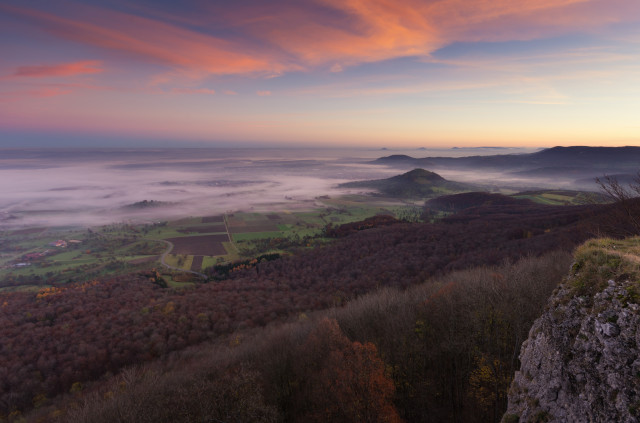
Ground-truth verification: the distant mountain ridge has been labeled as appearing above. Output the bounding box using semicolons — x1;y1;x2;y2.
372;146;640;177
339;168;475;198
370;146;640;191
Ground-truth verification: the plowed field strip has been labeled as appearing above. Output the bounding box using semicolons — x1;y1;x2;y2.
191;256;204;272
165;234;229;256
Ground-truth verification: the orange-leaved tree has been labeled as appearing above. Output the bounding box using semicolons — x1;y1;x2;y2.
294;318;402;423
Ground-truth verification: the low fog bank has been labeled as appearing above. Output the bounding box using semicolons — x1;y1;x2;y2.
428;167;602;192
371;146;640;192
0;150;402;228
0;147;601;229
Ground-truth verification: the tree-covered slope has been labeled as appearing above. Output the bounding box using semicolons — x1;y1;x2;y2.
340;168;475;198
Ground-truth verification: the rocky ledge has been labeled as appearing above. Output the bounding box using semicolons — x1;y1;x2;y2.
504;238;640;423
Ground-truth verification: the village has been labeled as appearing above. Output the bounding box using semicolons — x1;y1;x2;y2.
4;239;82;269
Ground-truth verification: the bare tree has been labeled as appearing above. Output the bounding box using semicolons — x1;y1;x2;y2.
595;172;640;233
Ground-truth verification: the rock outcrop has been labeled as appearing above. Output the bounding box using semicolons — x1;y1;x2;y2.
504;238;640;423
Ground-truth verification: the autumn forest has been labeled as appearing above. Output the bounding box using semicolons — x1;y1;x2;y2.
2;191;639;422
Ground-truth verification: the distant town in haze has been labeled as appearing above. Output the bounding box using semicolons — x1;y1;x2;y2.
1;1;639;422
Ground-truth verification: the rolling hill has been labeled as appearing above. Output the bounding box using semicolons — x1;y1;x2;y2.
339;168;476;198
371;146;640;189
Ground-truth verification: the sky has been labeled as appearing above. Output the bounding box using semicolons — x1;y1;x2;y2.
1;0;639;149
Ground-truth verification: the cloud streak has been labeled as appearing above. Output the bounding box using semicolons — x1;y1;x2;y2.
0;149;405;227
171;88;216;95
0;4;292;78
11;60;103;78
1;0;638;147
3;0;638;80
0;87;73;100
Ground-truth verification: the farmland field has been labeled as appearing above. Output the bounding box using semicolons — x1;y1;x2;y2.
166;234;230;256
202;215;225;223
191;255;204;271
228;223;280;233
178;224;227;233
232;231;284;241
0;194;422;287
512;190;604;206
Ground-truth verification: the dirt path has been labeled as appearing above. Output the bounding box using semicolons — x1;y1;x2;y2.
223;215;239;254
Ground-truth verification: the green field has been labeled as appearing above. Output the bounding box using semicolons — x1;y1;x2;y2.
0;186;609;290
0;194;426;289
512;190;604;206
232;231;285;241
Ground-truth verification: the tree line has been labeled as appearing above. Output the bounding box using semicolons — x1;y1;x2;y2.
3;197;640;420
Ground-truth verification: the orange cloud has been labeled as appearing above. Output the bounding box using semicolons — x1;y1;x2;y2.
210;0;639;75
2;0;638;81
321;0;637;62
242;0;439;68
12;60;103;78
0;86;72;101
0;4;293;78
31;87;73;97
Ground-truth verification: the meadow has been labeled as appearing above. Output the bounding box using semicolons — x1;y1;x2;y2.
0;194;418;290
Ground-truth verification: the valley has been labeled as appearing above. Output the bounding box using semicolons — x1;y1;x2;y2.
0;164;607;293
1;146;638;422
3;1;639;419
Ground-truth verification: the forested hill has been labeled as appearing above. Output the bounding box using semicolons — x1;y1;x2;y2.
531;146;640;163
339;168;475;197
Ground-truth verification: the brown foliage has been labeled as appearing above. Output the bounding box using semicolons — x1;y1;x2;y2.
15;253;572;423
64;365;277;423
324;215;400;238
294;318;402;423
595;174;640;234
2;201;631;418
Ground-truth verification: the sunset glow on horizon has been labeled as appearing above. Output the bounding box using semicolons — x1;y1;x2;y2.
1;0;639;148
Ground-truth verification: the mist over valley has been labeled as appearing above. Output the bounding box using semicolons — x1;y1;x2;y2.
1;145;639;423
3;0;640;420
0;146;549;228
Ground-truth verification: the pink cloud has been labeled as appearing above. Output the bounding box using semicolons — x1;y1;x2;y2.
2;0;638;80
257;90;272;96
0;86;72;101
171;87;216;95
223;0;635;69
0;4;292;78
0;81;119;102
12;60;103;78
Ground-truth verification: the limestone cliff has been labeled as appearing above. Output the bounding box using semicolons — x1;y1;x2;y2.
504;238;640;423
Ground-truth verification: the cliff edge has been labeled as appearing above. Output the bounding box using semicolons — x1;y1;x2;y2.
504;237;640;423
